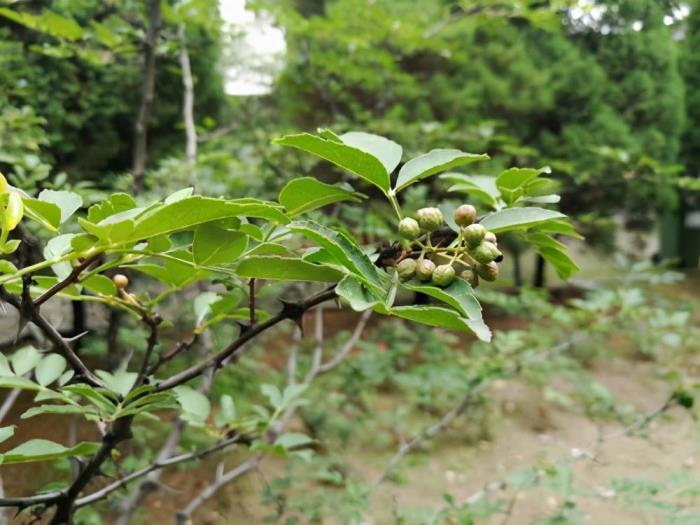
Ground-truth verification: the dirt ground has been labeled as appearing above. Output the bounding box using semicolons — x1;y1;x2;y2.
2;273;700;524
128;357;700;525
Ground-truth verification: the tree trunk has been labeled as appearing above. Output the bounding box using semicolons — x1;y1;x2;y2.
179;24;198;188
533;253;546;288
132;0;162;193
512;250;522;287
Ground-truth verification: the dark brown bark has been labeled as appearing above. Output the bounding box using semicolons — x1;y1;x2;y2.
132;0;162;194
533;253;546;288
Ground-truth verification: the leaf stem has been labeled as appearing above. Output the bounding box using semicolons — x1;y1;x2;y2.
387;191;403;220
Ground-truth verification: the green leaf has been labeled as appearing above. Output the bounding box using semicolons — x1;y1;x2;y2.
95;370;137;398
290;220;383;293
87;193;137;223
479;207;566;233
21;404;92;420
164;187;193;204
215;395;236;427
0;8;83;41
21;196;61;231
538;246;580;280
401;279;482;320
129;197;288;241
3;192;23;231
317;128;343;142
11;346;41;376
173;386;211;425
146;235;172;253
193;224;248;265
71;233;98;254
0;354;12;376
0;376;42;391
39;11;84;41
34;354;67;387
0;259;18;275
194;291;219;325
442;173;500;210
247;242;291;256
236;256;344;282
0;426;15;444
261;384;283;409
61;385;115;413
340;131;403;175
388;305;491;342
396;150;488;192
275;432;313;450
278;177;363;216
38;190;82;224
0;440;100;465
273;133;391;192
496;167;545;205
336;275;383;311
83;274;117;296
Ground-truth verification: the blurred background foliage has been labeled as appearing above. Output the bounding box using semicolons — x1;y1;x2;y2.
2;0;699;260
3;1;700;523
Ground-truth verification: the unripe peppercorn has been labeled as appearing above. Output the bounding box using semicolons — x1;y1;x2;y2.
476;262;499;282
415;259;436;281
416;207;443;232
454;204;477;227
460;268;479;288
484;231;497;245
463;224;486;248
396;258;417;280
471;241;503;265
398;217;421;240
432;264;456;287
112;274;129;290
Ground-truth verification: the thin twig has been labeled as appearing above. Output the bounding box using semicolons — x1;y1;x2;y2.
136;315;161;385
0;288;101;387
76;433;244;508
154;287;337;392
377;339;576;484
33;255;100;307
174;455;260;524
249;278;257;328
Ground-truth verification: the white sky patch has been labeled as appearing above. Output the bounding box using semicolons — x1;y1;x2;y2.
219;0;286;96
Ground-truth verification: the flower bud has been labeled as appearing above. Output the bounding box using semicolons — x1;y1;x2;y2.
416;207;443;232
460;268;479;288
463;224;486;248
432;264;456;287
454;204;477;227
471;241;503;264
398;217;421;240
396;258;417;280
484;231;497;245
415;259;436;281
476;262;499;282
112;274;129;290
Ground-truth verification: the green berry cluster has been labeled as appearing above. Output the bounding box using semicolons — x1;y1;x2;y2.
394;204;502;288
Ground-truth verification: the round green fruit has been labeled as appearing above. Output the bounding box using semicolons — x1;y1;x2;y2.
398;217;421;240
463;224;486;248
471;241;502;264
484;231;497;245
454;204;477;227
416;207;443;232
415;259;436;281
432;264;456;287
476;262;498;282
396;258;417;280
